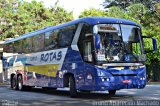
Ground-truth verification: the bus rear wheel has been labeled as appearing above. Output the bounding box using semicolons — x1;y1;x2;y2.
108;90;116;96
11;75;17;89
69;76;77;97
17;75;23;90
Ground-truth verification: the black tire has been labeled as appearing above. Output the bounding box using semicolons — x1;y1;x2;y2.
42;87;57;90
23;86;32;91
79;90;91;93
11;75;17;90
69;76;77;97
108;90;116;96
17;75;23;90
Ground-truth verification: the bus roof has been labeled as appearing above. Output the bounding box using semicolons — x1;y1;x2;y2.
3;17;140;44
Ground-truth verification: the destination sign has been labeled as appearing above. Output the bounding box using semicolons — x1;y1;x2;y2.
97;24;118;32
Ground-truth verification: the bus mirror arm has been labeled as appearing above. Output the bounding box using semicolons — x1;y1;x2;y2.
142;36;151;38
144;50;153;54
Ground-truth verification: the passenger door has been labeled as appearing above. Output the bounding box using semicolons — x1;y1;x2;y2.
83;36;96;87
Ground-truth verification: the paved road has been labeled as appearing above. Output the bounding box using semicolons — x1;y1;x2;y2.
0;84;160;106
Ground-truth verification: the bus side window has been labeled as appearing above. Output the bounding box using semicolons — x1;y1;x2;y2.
58;30;74;47
14;40;22;54
45;30;58;50
33;33;44;52
9;59;14;67
23;37;33;53
58;25;77;48
3;43;14;53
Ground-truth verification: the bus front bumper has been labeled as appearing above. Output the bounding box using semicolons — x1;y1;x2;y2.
94;76;146;91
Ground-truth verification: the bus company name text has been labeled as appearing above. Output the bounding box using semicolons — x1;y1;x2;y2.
40;51;62;62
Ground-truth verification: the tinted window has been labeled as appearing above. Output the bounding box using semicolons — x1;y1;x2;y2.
58;25;77;47
8;58;14;67
3;43;14;53
14;40;22;53
45;30;58;50
23;37;33;53
33;34;44;52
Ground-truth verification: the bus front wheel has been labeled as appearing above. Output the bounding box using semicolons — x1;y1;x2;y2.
69;76;77;97
108;90;116;96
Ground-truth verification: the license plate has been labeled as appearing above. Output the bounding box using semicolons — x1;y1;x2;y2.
122;80;131;83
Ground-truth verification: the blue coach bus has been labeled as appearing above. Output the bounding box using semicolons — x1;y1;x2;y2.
2;17;157;97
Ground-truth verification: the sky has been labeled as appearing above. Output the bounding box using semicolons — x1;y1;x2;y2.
25;0;105;19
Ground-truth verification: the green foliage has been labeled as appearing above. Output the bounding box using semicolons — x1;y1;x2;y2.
104;0;159;10
127;4;147;19
155;3;160;17
0;0;73;40
107;6;125;18
79;8;107;18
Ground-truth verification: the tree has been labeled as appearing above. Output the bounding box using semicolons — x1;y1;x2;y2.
104;0;160;10
107;6;126;18
79;8;107;18
0;0;73;40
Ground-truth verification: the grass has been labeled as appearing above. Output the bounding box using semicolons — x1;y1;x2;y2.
0;83;6;85
0;82;9;85
147;82;160;85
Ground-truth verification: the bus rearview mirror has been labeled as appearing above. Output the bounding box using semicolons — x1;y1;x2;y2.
142;36;157;54
152;38;157;51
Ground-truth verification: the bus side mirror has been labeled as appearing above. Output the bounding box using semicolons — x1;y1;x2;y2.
95;34;100;49
142;36;157;54
152;38;158;51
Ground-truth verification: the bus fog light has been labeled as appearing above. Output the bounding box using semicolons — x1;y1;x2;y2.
102;78;105;82
101;78;110;82
106;78;110;81
140;77;145;80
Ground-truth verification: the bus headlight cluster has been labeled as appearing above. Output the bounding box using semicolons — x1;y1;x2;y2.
140;77;145;80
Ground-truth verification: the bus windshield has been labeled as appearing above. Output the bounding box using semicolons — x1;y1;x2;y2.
95;24;145;63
